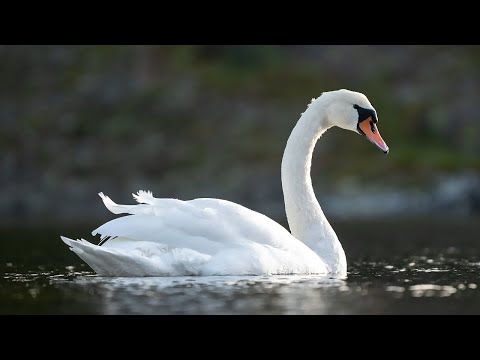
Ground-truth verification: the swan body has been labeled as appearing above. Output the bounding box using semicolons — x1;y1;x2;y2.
62;193;328;276
62;89;389;277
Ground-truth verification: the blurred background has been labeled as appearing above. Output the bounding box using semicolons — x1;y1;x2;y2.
2;45;480;314
2;45;479;226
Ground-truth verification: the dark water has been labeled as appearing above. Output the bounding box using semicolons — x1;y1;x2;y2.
1;217;480;314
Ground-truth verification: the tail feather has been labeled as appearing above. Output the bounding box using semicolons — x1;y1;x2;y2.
98;192;130;215
60;236;162;276
60;236;199;276
132;190;155;204
98;192;155;216
61;236;110;275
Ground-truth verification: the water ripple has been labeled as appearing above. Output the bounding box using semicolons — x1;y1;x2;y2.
2;254;480;314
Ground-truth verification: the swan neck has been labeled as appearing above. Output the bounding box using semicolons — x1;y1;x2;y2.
281;103;329;239
281;99;347;275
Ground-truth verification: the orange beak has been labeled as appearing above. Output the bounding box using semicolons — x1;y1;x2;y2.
358;117;389;154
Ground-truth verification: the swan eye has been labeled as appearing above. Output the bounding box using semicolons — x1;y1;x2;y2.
354;104;379;126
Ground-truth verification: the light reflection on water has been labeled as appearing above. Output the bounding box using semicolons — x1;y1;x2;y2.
2;254;480;314
60;275;346;315
2;219;480;314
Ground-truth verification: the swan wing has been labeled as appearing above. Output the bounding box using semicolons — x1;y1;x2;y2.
94;191;304;251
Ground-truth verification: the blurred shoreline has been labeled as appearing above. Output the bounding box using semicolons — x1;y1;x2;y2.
2;45;479;224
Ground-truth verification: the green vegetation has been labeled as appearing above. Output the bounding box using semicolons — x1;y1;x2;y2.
1;45;479;222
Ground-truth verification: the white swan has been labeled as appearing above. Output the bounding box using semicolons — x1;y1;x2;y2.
61;89;389;278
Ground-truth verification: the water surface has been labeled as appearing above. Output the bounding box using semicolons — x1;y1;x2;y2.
1;217;480;314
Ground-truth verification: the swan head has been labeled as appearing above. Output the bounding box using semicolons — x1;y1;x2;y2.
322;89;389;154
